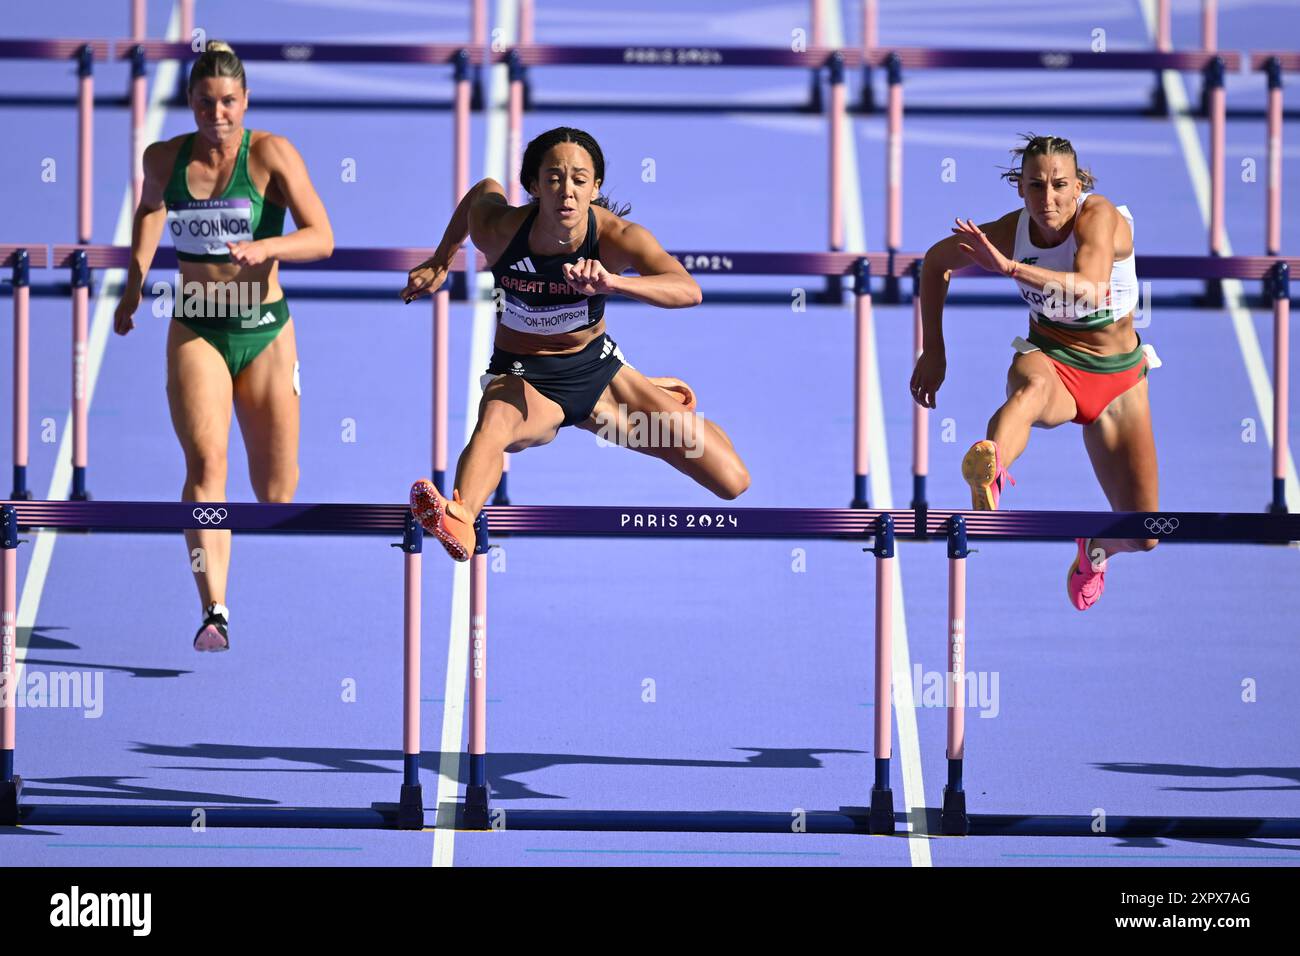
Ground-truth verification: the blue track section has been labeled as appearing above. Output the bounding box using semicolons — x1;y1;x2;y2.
2;0;1298;867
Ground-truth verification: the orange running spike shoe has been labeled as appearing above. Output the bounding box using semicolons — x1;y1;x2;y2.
410;479;476;561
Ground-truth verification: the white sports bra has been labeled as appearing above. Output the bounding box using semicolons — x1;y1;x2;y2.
1010;193;1140;329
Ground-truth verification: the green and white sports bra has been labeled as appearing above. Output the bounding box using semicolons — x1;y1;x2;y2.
163;129;286;264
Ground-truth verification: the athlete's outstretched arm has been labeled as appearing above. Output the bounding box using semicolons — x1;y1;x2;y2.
907;211;1016;408
919;211;1017;353
402;178;510;302
114;142;172;335
953;198;1118;310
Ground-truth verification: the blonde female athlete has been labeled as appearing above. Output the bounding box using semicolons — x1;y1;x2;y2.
114;43;334;649
403;127;750;559
910;134;1161;611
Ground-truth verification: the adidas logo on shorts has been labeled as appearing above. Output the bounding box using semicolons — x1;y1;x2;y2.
255;311;276;327
600;338;614;360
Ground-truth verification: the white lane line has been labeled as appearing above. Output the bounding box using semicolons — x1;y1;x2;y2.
13;4;183;690
827;0;932;865
430;0;513;867
1136;0;1299;512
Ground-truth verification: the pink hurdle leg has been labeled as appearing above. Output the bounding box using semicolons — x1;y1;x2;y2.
852;271;872;508
1272;270;1291;513
886;58;902;257
1209;77;1225;256
1204;59;1226;304
911;269;928;509
829;58;844;254
453;53;472;306
465;519;490;827
1157;0;1171;50
131;55;146;211
884;54;903;299
399;519;424;828
1267;67;1282;257
495;60;524;505
507;70;523;207
130;3;145;207
472;0;486;48
870;514;896;834
519;0;534;46
941;518;970;835
433;291;449;493
863;0;878;49
77;48;93;245
1;506;19;823
1201;0;1217;51
181;0;194;41
454;73;471;204
12;255;30;500
71;254;90;501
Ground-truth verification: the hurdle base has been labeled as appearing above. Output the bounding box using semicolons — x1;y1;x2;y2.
1146;76;1169;116
397;784;424;830
491;473;511;507
10;465;31;501
70;467;90;502
470;66;484;111
448;270;468;302
0;776;22;826
479;807;868;833
882;274;901;304
851;474;869;510
16;802;399;828
941;786;969;836
869;787;895;835
806;67;823;113
968;813;1300;839
858;66;878;112
463;784;490;830
1197;278;1225;309
1268;478;1288;514
817;274;844;305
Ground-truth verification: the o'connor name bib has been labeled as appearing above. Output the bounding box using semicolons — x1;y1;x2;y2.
163;129;286;264
168;198;254;258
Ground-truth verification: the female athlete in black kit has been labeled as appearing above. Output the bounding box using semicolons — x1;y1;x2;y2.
403;127;751;559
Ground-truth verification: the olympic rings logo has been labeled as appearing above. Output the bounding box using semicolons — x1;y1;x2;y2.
192;507;228;526
1144;516;1180;535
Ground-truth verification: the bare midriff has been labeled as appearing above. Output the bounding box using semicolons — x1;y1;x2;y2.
1029;310;1140;357
178;258;284;307
493;317;607;355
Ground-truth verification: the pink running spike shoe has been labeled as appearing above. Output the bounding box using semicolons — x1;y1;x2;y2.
1066;537;1107;610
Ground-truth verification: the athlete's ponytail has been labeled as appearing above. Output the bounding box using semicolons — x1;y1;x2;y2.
1000;133;1096;191
188;40;246;93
